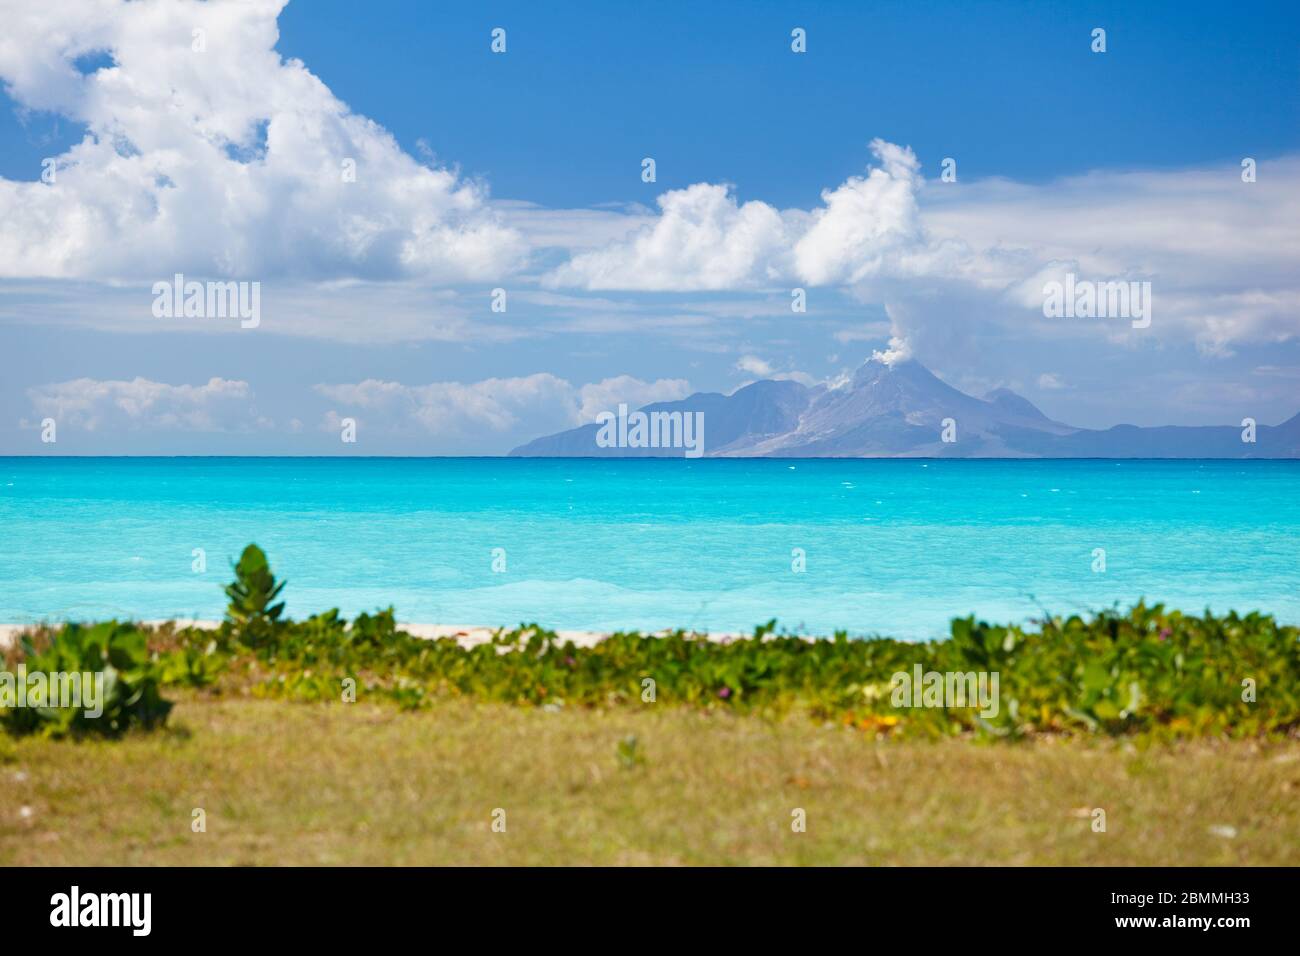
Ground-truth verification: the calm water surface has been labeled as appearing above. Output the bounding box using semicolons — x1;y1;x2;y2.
2;457;1297;638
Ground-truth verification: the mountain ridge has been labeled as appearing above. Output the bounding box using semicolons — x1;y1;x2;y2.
510;358;1300;458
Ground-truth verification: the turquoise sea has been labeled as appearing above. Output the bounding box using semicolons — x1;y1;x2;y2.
1;457;1297;639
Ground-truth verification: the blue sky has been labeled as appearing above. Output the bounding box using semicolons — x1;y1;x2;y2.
1;0;1298;453
280;0;1298;204
7;1;1297;202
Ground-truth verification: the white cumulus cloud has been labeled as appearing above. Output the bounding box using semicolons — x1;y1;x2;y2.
793;139;926;285
0;0;524;282
25;376;268;431
543;139;944;293
543;183;790;291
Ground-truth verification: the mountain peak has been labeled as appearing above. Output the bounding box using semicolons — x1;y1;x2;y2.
851;356;927;388
510;356;1299;458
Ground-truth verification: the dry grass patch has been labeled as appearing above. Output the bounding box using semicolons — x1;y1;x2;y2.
2;693;1297;865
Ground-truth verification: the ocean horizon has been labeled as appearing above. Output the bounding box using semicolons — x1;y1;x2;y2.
3;456;1297;638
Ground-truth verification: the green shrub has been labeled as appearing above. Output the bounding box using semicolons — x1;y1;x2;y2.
1;622;174;737
223;544;286;649
242;600;1299;740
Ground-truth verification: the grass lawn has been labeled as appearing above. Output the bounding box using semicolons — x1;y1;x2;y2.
2;692;1297;866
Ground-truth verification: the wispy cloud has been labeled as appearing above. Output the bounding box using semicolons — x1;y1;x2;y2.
25;377;269;432
313;373;691;437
